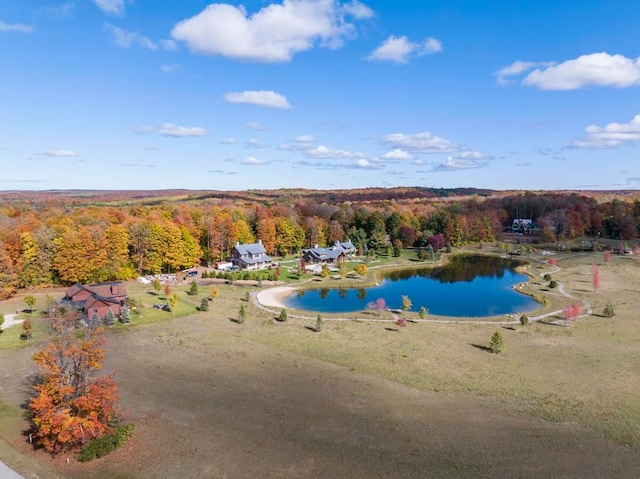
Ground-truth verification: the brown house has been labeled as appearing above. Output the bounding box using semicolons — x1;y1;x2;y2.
63;281;128;320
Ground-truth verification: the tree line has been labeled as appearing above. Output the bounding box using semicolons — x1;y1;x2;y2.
0;189;638;297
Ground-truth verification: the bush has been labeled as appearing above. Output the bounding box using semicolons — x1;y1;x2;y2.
489;330;504;354
549;280;558;289
200;298;209;311
79;424;135;462
543;274;552;282
603;302;615;317
520;314;529;326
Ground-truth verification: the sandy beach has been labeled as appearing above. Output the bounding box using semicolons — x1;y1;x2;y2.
256;286;295;308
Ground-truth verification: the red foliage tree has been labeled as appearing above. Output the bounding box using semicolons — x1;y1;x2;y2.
604;251;611;265
375;298;387;317
592;265;600;293
549;257;557;267
562;302;581;327
395;317;407;328
28;307;120;453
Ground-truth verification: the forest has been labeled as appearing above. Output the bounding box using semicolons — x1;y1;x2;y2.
0;188;639;300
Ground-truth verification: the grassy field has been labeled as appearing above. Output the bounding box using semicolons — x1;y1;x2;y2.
0;248;639;478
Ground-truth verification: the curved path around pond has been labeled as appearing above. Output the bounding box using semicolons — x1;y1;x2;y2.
0;314;22;331
253;255;593;326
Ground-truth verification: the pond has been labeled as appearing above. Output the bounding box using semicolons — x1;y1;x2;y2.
283;255;539;317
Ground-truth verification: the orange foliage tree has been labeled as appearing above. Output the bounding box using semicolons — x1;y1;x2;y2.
28;307;120;453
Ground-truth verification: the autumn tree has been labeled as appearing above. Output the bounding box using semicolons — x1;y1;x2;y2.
562;302;581;327
401;295;412;312
28;308;120;453
604;250;611;266
592;265;600;293
21;318;33;340
104;225;134;280
24;295;37;313
210;287;218;300
375;298;387;317
53;227;109;284
0;313;4;333
355;263;367;276
168;293;178;312
418;306;428;319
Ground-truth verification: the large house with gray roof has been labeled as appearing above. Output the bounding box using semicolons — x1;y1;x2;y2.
302;240;356;265
230;240;272;270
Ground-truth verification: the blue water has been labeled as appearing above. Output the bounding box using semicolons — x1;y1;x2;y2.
283;256;539;317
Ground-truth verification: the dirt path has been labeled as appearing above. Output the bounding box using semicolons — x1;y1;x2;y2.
1;314;22;331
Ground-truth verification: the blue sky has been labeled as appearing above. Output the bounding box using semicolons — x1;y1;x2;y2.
1;0;639;191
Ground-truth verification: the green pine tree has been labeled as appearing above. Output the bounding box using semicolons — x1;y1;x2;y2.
104;309;116;327
489;330;504;354
279;308;288;322
315;315;323;332
200;298;209;311
119;306;131;324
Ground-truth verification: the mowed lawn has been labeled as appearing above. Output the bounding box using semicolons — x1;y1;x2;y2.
0;251;639;478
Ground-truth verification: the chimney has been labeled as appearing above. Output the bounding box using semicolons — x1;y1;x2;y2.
258;239;262;244
314;244;318;249
236;241;240;247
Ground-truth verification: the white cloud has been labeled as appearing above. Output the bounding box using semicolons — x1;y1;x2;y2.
160;39;178;51
39;2;75;18
247;138;268;148
342;0;374;19
219;137;237;144
570;114;640;149
161;63;181;73
171;0;373;63
241;156;269;165
367;35;442;64
294;134;315;142
498;53;640;90
40;149;78;157
380;149;415;161
354;159;381;169
246;122;267;131
134;125;155;134
278;143;314;151
305;145;368;159
159;123;208;137
382;131;457;153
92;0;125;16
431;156;488;172
224;90;291;109
495;61;555;85
0;21;34;33
104;23;176;51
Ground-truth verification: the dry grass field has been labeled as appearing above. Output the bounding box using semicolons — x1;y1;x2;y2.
0;249;639;478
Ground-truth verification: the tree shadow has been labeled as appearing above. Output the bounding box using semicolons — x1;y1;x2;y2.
229;318;243;324
470;343;491;352
384;327;399;332
147;292;159;296
537;319;564;327
501;326;516;331
304;326;319;333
